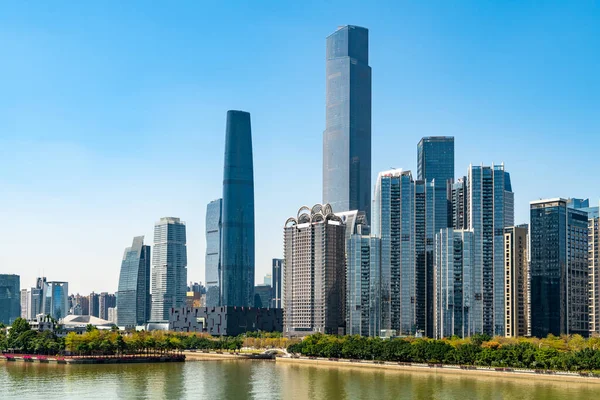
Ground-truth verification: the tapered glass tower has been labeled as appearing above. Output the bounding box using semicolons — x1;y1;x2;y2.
205;198;223;307
117;236;151;327
323;25;372;220
221;110;255;307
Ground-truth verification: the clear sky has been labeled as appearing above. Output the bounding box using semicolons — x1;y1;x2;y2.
1;1;599;295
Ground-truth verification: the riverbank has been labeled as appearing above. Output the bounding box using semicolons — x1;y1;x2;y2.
183;350;274;361
276;356;600;384
1;354;185;365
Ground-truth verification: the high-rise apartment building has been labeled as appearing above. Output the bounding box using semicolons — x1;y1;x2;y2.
0;274;21;325
205;198;223;307
372;170;416;336
99;293;116;321
283;204;346;336
221;111;255;307
323;25;372;221
117;236;151;327
467;164;514;336
20;289;28;319
151;217;187;322
590;216;600;335
504;225;529;337
434;229;474;339
88;292;99;318
450;177;468;230
418;137;454;232
271;259;283;308
43;281;69;321
530;199;589;337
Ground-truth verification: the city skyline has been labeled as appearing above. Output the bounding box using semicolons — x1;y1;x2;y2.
2;2;600;293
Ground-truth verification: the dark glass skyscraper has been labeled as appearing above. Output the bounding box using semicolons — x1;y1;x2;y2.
205;198;222;307
417;137;454;233
117;236;151;327
0;274;20;325
221;110;255;307
323;25;372;220
530;199;589;337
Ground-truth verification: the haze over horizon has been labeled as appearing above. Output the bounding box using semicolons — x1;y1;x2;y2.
1;1;599;294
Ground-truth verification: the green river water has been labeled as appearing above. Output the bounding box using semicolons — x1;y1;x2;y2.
1;360;598;399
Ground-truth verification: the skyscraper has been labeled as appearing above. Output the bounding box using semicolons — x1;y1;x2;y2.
0;274;20;325
450;177;468;230
589;215;600;335
434;229;475;339
415;179;435;337
151;217;187;322
205;198;223;307
323;25;372;221
417;137;454;232
504;225;529;337
530;199;589;337
221;110;255;307
99;293;116;320
117;236;151;327
42;281;69;321
467;164;514;336
283;204;346;336
271;259;283;309
88;292;99;318
372;169;415;336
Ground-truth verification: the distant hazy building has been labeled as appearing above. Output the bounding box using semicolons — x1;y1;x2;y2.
21;284;44;321
264;274;272;287
221;111;255;307
0;274;20;325
504;225;529;337
372;170;415;336
99;293;116;321
151;217;188;322
283;204;346;336
467;164;514;336
271;259;283;308
530;199;589;337
43;281;69;321
107;307;118;325
205;198;223;308
417;137;454;233
20;289;28;319
590;216;600;335
254;285;273;308
323;25;372;221
450;177;468;230
434;229;474;339
88;292;99;318
186;291;203;308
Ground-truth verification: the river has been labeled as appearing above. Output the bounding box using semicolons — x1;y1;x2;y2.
1;360;598;399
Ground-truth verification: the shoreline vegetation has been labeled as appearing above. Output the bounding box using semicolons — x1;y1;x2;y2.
285;333;600;377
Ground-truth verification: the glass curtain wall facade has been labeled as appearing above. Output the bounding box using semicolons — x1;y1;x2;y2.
42;282;69;321
221;110;255;307
415;180;435;337
151;217;187;322
450;177;467;230
530;199;589;337
434;229;474;339
346;231;380;337
117;236;151;327
205;198;223;307
372;170;415;336
0;274;20;325
417;137;454;232
467;164;514;336
323;25;372;221
283;204;346;336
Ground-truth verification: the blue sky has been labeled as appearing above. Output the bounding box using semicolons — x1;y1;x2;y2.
1;1;599;294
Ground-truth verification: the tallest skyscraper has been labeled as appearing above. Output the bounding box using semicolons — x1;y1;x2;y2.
323;25;372;220
221;110;255;307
